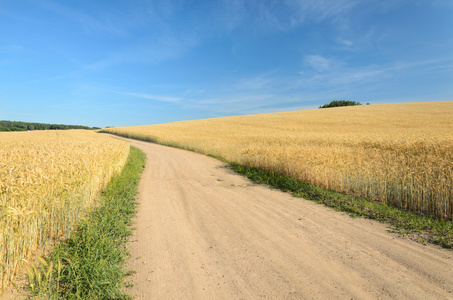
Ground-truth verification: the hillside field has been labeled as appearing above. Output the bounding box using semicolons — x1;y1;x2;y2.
103;101;453;220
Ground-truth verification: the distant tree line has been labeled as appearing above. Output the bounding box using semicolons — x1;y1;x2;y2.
0;120;100;132
319;100;365;108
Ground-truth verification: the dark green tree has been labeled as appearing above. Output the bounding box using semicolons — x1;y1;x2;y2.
319;100;363;108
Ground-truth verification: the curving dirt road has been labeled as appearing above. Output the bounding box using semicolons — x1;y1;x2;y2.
123;137;453;299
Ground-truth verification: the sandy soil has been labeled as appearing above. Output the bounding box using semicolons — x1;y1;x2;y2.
121;137;453;300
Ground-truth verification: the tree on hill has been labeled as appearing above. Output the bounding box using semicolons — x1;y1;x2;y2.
319;100;363;108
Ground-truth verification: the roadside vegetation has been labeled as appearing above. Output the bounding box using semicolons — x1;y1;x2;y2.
228;162;452;249
101;101;453;248
0;130;129;294
26;146;145;299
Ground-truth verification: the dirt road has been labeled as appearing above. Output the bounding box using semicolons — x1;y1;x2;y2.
123;137;453;299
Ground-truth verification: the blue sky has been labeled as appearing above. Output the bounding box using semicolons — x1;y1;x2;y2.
1;0;452;127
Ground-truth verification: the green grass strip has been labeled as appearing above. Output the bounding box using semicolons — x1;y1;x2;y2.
228;162;453;249
27;146;146;299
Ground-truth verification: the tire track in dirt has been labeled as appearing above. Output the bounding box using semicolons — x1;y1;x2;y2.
122;137;453;299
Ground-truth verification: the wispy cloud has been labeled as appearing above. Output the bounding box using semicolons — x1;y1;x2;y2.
184;94;277;115
31;0;128;36
304;55;331;72
337;39;353;46
140;33;199;63
286;0;361;24
0;45;27;53
294;55;453;97
232;72;276;91
258;0;366;32
208;0;366;35
84;32;199;71
215;0;248;32
117;92;183;103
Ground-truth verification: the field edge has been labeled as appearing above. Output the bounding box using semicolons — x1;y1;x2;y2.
13;145;146;299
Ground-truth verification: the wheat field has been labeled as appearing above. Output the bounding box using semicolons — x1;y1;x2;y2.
0;130;129;292
104;101;453;220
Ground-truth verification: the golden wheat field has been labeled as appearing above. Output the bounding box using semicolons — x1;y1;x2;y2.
0;130;129;292
105;101;453;220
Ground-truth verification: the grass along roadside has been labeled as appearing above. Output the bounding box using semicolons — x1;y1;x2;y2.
25;146;146;299
227;162;453;249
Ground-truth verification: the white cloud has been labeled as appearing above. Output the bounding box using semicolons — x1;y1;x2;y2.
339;39;353;46
304;55;331;72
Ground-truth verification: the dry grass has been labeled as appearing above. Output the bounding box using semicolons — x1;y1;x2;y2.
0;130;129;293
104;101;453;220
